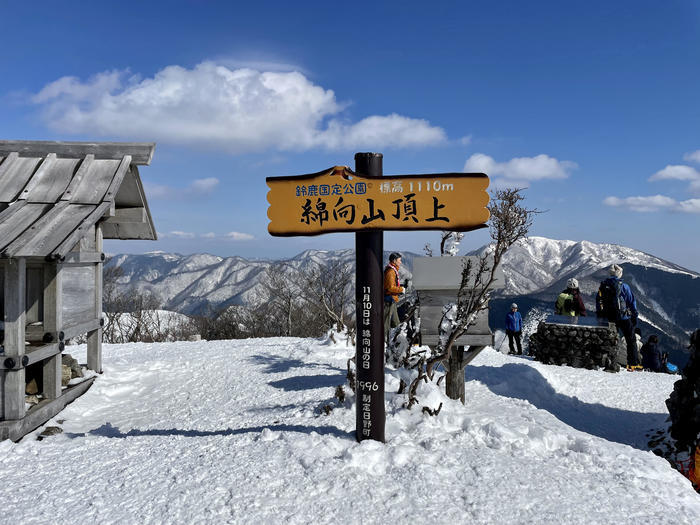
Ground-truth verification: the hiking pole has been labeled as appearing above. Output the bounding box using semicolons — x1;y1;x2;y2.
496;332;507;352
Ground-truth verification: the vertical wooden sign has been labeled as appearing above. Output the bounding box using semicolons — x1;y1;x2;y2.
354;153;385;442
266;154;491;443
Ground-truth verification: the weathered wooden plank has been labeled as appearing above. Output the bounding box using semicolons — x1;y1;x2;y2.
70;159;121;204
17;153;56;200
103;207;147;224
421;334;493;346
418;303;491;334
61;252;105;264
62;318;101;342
42;264;63;400
0;156;41;203
7;203;95;258
3;258;26;420
23;343;63;367
412;256;506;291
24;158;80;203
0;140;155;165
0;377;96;442
100;206;152;239
0;261;4;321
0;260;4;417
102;156;132;202
60;155;94;201
0;203;54;253
77;225;96;253
3;258;26;356
100;222;158;240
0;152;18;182
87;328;103;373
112;164;144;207
25;265;44;324
61;264;97;329
51;202;111;258
106;164;157;240
88;224;104;373
417;289;497;307
2;201;68;256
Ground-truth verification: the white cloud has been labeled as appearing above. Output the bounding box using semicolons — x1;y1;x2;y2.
224;232;254;241
649;164;700;182
603;194;700;214
603;195;677;212
32;61;446;152
463;153;576;186
167;231;196;239
683;150;700;164
144;177;220;200
191;177;219;193
610;155;700;213
677;198;700;213
160;230;255;240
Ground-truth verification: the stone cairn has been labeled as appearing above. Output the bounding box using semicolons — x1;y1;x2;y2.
528;318;625;372
665;329;700;455
24;353;84;407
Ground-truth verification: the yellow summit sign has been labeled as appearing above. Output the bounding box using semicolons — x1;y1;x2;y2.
266;166;490;236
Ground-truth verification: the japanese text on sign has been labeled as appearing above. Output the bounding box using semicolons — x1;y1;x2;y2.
267;166;489;236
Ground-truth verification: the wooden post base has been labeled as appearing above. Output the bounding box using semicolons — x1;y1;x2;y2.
445;345;487;404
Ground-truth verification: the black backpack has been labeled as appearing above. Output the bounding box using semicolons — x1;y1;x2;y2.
598;279;627;321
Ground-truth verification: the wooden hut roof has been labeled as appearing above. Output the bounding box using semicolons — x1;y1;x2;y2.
0;140;157;259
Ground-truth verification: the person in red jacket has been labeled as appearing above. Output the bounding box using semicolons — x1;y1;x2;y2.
383;252;405;340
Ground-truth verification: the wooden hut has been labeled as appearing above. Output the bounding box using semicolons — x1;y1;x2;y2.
0;140;156;441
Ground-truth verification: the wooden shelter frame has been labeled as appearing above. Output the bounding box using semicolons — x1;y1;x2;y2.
0;141;156;441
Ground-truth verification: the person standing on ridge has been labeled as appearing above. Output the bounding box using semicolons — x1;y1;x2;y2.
596;264;640;368
555;278;587;316
505;303;523;355
383;252;405;340
641;334;662;372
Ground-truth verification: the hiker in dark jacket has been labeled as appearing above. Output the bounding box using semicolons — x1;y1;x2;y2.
555;278;587;316
505;303;523;355
641;335;662;372
596;264;639;367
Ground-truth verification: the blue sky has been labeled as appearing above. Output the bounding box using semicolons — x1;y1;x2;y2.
2;1;699;269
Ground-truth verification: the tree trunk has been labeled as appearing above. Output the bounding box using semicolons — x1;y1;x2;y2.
445;345;466;404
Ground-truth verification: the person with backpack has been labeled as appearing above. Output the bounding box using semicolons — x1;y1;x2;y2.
641;334;662;372
383;252;405;341
596;264;640;368
505;303;523;355
554;278;587;316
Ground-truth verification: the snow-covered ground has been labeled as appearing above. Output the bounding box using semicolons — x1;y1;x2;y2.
1;337;699;524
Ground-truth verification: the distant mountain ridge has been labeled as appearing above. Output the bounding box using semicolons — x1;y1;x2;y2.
106;236;700;364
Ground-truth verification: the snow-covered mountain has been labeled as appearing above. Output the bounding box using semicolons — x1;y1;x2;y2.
485;236;697;296
106;249;358;314
106;236;700;362
478;237;700;365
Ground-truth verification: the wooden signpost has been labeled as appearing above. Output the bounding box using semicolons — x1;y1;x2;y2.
267;153;490;442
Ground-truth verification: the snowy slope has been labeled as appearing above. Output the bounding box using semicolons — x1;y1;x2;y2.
1;338;699;524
